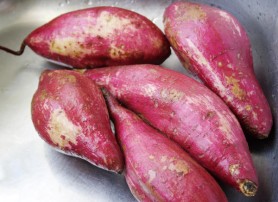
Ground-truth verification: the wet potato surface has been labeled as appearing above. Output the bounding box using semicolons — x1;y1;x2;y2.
0;0;277;202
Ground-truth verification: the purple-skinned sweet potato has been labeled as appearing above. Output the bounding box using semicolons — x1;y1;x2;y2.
103;89;228;202
85;64;258;196
0;6;170;68
163;1;272;138
31;70;124;173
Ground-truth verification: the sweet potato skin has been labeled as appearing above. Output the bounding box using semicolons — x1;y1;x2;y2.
104;89;228;202
163;1;272;138
85;64;258;195
25;6;170;68
31;70;124;173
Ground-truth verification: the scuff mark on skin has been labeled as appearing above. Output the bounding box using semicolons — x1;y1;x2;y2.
94;11;136;37
50;37;90;58
161;88;184;102
161;156;167;162
49;11;137;58
229;164;240;176
58;74;77;84
148;170;156;182
226;76;246;100
168;160;189;176
143;84;157;97
149;155;155;160
178;4;207;21
47;108;82;148
39;89;48;101
245;105;252;111
109;44;127;59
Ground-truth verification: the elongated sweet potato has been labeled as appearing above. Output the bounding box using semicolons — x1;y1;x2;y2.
103;89;227;202
163;1;272;138
0;7;170;68
85;64;258;196
31;70;124;173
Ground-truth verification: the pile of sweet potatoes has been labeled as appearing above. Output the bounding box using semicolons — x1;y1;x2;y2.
1;2;273;201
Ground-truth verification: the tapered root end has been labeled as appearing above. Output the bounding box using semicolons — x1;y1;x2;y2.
239;180;258;197
0;41;26;56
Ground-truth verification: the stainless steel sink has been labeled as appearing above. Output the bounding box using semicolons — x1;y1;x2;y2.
0;0;277;201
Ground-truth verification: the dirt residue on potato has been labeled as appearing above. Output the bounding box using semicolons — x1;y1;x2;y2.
39;89;48;101
168;160;189;176
161;88;184;102
58;74;77;85
50;37;90;58
47;108;81;148
177;4;206;21
229;164;240;176
226;76;246;100
109;44;127;59
95;11;136;37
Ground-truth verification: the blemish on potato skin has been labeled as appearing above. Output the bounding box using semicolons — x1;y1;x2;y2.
245;105;252;111
58;74;77;85
161;156;167;162
229;164;240;176
39;89;48;101
218;62;223;67
161;88;184;102
226;76;246;100
109;44;127;59
149;155;155;160
168;160;189;176
177;4;207;21
148;170;156;182
203;111;215;120
50;38;89;58
47;108;82;148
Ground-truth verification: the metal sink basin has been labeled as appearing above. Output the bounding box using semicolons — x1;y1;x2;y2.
0;0;277;201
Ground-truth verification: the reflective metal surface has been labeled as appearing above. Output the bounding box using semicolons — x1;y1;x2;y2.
0;0;277;201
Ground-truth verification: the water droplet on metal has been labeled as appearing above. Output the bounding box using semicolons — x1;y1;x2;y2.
59;2;65;7
87;0;93;6
152;17;159;24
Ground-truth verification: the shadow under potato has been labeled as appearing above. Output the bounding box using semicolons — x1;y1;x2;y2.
44;145;136;202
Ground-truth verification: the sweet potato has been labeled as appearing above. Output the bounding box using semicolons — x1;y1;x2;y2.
31;70;124;173
163;1;272;138
103;89;227;202
85;64;258;196
0;7;170;68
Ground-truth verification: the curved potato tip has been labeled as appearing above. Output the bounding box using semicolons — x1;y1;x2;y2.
239;180;257;197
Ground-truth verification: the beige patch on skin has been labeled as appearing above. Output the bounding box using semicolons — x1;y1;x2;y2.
143;84;157;97
252;112;258;121
94;11;136;37
149;155;155;160
161;156;167;162
29;36;44;45
168;160;189;175
226;76;246;100
39;89;48;101
161;89;184;102
218;62;223;67
245;105;252;111
148;170;156;182
178;4;207;21
58;74;77;85
229;164;240;176
49;11;137;58
109;44;126;59
47;108;81;148
50;37;90;58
